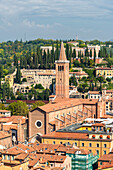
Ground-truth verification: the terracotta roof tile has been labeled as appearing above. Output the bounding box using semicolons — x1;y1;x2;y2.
42;131;89;140
0;131;11;139
0;110;10;113
98;154;113;161
16;143;35;153
15;153;29;160
2;146;24;155
88;91;100;94
92;123;105;127
7;116;27;124
36;98;98;113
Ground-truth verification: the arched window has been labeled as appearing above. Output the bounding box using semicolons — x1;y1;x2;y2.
62;66;64;71
58;66;60;71
60;66;62;71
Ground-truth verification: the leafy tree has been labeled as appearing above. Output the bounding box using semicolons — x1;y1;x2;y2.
34;84;44;89
22;78;27;82
44;89;50;100
106;77;111;82
0;65;3;89
28;93;33;100
8;101;29;116
0;103;6;110
69;74;78;86
31;101;45;110
77;83;88;93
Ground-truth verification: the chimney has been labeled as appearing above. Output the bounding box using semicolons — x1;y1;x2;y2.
1;123;3;131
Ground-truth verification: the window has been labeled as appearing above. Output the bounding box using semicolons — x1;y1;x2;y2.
97;144;99;147
96;150;99;154
100;162;102;165
60;141;62;144
3;155;6;160
104;144;106;148
104;150;106;155
89;143;92;147
53;141;55;144
89;150;92;152
100;127;102;131
75;142;77;146
8;155;10;160
35;120;42;128
82;143;84;147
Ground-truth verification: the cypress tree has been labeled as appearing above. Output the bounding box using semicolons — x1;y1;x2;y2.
66;43;69;60
14;54;18;66
94;48;96;64
15;66;21;84
90;49;92;58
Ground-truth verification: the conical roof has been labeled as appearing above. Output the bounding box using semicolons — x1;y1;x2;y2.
59;41;67;61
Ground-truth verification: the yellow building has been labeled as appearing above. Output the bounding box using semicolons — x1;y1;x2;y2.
42;123;113;158
95;67;113;78
5;74;14;87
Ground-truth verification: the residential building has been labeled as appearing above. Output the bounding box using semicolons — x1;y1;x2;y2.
69;71;88;79
88;89;113;114
98;149;113;169
40;46;56;53
0;116;28;144
67;41;79;46
0;110;11;117
88;91;101;99
0;143;71;170
87;45;100;58
0;131;12;149
95;66;113;78
5;74;14;87
42;118;113;157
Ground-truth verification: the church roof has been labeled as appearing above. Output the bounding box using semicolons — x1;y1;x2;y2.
37;98;99;113
59;41;67;61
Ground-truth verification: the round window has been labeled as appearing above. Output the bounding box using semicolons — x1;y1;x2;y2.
35;120;42;128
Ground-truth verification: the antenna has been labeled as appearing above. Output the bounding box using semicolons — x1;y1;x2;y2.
76;35;78;40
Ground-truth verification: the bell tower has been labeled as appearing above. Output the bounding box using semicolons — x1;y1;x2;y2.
55;41;69;99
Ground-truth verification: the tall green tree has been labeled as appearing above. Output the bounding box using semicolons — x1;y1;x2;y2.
94;48;96;64
15;66;21;84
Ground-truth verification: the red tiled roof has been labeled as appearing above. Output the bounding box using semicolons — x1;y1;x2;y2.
95;67;112;70
88;91;100;94
7;116;27;124
0;110;10;113
36;98;98;113
0;131;11;139
2;146;24;155
92;123;105;127
42;131;89;140
98;154;113;161
15;153;29;160
106;90;113;93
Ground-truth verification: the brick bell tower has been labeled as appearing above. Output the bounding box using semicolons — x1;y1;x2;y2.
55;41;69;99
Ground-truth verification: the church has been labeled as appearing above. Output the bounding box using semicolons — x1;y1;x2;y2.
29;42;105;138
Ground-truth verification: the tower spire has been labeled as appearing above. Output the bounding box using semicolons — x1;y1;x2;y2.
59;41;67;61
55;41;69;99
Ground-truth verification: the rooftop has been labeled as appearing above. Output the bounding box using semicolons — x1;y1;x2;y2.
34;98;99;113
